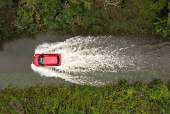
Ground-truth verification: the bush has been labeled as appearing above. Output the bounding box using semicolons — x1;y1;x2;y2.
150;0;170;37
0;20;4;29
59;107;86;114
153;17;170;37
15;0;63;34
1;0;170;37
0;0;5;8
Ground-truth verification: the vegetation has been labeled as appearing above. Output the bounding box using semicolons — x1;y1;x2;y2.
0;79;170;113
0;1;170;112
0;0;170;39
150;0;170;37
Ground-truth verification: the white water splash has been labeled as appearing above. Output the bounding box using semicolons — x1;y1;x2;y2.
31;35;136;86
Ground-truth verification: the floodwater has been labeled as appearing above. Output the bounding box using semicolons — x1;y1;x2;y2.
0;34;70;74
0;34;170;90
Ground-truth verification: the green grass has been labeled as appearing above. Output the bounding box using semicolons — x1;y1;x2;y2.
0;78;170;114
2;70;169;92
0;72;170;113
0;73;77;91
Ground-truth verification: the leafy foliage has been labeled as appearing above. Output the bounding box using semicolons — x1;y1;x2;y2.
0;20;4;29
0;0;5;8
14;0;94;35
15;0;63;33
150;0;170;37
1;0;170;37
0;79;170;114
0;0;13;8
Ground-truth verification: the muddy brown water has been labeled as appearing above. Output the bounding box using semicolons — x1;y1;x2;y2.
0;34;170;91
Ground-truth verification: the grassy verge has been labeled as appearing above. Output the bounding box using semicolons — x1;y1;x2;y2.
0;73;77;92
0;78;170;113
0;72;170;113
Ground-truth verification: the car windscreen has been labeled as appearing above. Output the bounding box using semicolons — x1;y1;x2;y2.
38;55;44;66
57;56;60;65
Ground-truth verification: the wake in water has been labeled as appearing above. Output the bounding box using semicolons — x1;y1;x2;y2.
33;36;136;73
31;35;170;86
31;35;137;86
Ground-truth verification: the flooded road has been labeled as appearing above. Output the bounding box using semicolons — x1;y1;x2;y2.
0;34;71;74
0;34;170;90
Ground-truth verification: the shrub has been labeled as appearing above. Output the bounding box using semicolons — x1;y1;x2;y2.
0;0;5;8
15;0;63;33
0;19;4;29
150;0;170;37
153;17;170;37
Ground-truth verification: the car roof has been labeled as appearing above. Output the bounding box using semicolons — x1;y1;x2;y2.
43;56;58;65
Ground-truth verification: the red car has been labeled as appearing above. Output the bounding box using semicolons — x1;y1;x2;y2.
33;54;61;67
